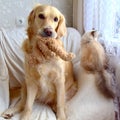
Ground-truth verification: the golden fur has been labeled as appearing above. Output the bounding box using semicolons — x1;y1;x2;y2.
37;36;75;61
22;36;75;67
66;31;115;120
80;30;114;98
2;4;77;120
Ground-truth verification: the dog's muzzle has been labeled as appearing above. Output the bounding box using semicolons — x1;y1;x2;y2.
38;27;57;38
43;28;53;37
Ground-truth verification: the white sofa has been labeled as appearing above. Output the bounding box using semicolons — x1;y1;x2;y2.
0;27;119;120
0;27;81;120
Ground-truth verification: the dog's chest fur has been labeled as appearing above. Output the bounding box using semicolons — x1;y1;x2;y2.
26;56;65;103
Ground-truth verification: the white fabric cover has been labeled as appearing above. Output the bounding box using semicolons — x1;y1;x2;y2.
0;27;120;120
0;27;81;120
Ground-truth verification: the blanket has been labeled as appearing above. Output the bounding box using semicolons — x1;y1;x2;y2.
0;27;120;120
0;27;80;120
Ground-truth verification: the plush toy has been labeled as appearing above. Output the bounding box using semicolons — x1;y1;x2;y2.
22;36;75;66
37;36;75;61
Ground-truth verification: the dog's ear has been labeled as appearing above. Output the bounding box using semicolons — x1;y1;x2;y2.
56;14;67;38
91;30;99;40
91;30;96;37
27;10;36;40
27;4;41;40
28;10;35;26
28;4;41;26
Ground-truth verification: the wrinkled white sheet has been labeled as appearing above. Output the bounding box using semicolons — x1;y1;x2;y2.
0;27;120;120
0;27;81;120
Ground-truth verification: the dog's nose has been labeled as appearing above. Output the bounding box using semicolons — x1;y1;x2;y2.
44;28;52;37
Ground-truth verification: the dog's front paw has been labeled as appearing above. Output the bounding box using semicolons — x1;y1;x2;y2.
21;109;31;120
1;108;14;119
21;114;30;120
57;117;66;120
21;116;29;120
57;112;66;120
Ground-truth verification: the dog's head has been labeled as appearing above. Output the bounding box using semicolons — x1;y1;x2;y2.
80;30;102;69
81;30;98;44
27;4;66;40
80;30;106;71
80;31;115;98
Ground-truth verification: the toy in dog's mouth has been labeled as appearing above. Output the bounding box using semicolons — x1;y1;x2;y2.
36;35;75;61
36;35;55;41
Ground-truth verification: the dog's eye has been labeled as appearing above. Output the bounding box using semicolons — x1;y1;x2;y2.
54;17;58;22
38;14;45;19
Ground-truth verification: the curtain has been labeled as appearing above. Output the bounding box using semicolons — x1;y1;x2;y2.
83;1;120;119
73;0;120;57
73;0;84;35
73;0;120;120
83;0;120;57
84;0;117;37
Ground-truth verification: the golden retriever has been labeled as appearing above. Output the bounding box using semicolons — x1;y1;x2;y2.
66;30;115;120
2;4;77;120
80;30;115;98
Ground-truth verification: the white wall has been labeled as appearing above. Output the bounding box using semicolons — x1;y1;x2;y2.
0;0;73;29
73;0;84;35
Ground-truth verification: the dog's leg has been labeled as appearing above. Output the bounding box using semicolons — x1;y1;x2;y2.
56;77;66;120
1;97;26;119
1;84;26;119
21;81;38;120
